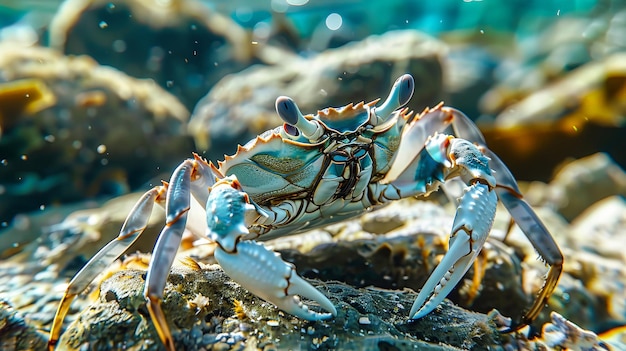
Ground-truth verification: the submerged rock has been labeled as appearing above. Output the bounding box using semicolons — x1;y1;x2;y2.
58;259;502;351
0;153;624;349
49;0;255;109
0;301;48;351
0;44;192;224
546;153;626;221
188;30;446;156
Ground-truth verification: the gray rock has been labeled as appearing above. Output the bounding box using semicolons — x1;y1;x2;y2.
188;30;446;156
0;44;192;224
0;300;48;351
49;0;255;109
58;263;503;351
548;153;626;221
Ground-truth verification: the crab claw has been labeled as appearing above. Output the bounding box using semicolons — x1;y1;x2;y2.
410;182;497;319
215;240;337;320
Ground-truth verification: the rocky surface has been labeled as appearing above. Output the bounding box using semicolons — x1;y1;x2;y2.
58;261;502;351
0;301;48;351
478;5;626;122
1;153;625;350
441;4;626;181
0;44;192;224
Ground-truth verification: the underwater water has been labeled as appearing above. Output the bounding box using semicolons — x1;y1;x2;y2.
0;1;625;350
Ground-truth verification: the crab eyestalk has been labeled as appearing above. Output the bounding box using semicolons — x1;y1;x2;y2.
276;96;323;140
373;74;415;125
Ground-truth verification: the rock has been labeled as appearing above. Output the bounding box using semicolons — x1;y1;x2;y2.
0;301;48;351
539;312;613;351
560;196;626;327
188;30;446;156
0;44;192;224
49;0;255;109
479;5;626;120
57;259;503;351
548;153;626;221
569;196;626;261
474;55;626;182
494;310;624;350
0;193;164;331
489;53;626;129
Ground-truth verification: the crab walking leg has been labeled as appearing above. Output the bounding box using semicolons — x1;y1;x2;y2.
410;182;497;319
48;186;166;350
449;110;563;330
382;105;486;184
387;104;563;328
143;160;197;351
205;177;337;320
485;151;564;331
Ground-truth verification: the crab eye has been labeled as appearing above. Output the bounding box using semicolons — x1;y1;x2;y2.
397;74;414;107
276;97;300;125
373;74;415;124
283;123;300;137
275;96;321;139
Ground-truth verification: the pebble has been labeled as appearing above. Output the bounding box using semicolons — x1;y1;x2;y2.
358;316;371;325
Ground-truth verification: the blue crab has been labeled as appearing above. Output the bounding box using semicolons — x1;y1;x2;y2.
48;74;563;350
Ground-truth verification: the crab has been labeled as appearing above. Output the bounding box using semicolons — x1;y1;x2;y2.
48;74;563;350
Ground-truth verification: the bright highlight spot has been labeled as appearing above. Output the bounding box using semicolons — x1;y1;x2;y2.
325;13;343;31
287;0;309;5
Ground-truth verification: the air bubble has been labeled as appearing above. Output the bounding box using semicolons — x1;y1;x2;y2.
325;13;343;31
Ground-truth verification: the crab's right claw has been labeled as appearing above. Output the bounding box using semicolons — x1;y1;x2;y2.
410;182;497;319
214;240;337;320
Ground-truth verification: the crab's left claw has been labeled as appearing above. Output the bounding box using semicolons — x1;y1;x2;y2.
410;182;497;319
206;178;336;320
215;241;337;320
